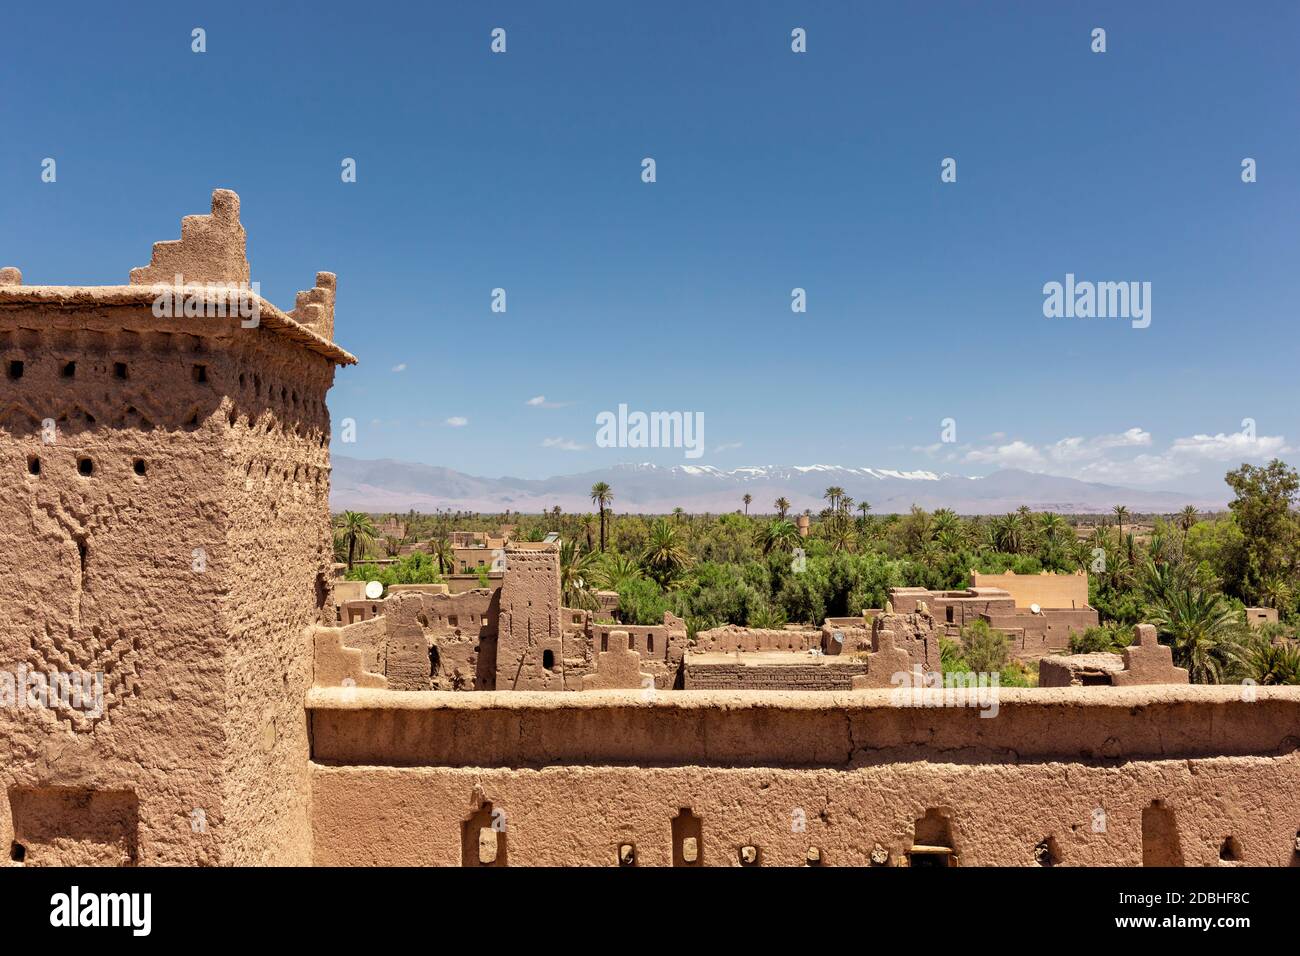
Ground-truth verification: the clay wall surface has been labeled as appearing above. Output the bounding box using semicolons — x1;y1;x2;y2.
1039;653;1124;688
0;298;339;863
313;757;1300;867
822;618;872;654
987;607;1099;656
683;661;868;690
693;626;820;653
0;304;231;864
308;686;1300;866
218;328;338;865
307;685;1298;767
972;571;1090;609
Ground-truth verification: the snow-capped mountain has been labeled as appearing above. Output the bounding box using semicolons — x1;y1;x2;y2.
331;456;1223;515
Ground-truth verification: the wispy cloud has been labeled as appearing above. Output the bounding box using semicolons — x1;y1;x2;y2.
392;363;407;373
445;416;468;428
526;395;572;409
542;436;586;451
714;441;743;453
952;425;1287;485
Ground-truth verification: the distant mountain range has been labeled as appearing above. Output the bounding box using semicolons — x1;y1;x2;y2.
331;456;1226;515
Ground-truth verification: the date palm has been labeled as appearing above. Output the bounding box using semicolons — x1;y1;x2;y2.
1037;511;1069;553
932;508;961;538
742;493;752;516
427;536;454;576
1179;505;1198;535
641;517;691;587
990;513;1023;554
590;482;613;551
592;552;643;592
559;539;598;610
757;518;799;555
1112;504;1129;541
828;518;856;553
334;511;377;570
1148;586;1241;684
774;497;791;519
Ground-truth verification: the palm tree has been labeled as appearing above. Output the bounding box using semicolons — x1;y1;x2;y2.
590;482;613;551
427;536;454;576
838;494;854;515
335;511;378;571
1179;505;1199;535
641;517;690;587
828;519;856;553
823;486;845;512
1248;642;1300;685
580;513;597;551
990;513;1023;554
756;518;799;555
1149;586;1243;683
1261;575;1292;612
742;493;752;516
592;552;643;592
559;539;598;610
672;506;685;523
1070;538;1093;573
774;497;791;519
857;501;871;528
932;508;961;538
1113;505;1130;541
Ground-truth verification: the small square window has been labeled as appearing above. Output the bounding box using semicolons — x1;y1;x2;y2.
7;360;23;379
113;362;128;380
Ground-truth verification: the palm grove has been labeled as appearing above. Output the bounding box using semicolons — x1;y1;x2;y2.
336;460;1300;687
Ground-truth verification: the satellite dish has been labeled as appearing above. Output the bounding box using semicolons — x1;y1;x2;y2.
364;580;384;600
1030;603;1041;614
833;631;845;644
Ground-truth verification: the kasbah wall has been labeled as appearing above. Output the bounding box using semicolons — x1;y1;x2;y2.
3;191;1299;867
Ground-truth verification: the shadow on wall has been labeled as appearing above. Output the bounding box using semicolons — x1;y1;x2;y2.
1142;799;1183;867
462;801;507;867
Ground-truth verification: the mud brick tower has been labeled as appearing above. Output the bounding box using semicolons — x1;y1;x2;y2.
495;544;566;690
0;190;354;864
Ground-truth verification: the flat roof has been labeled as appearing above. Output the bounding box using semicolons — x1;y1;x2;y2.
0;284;357;366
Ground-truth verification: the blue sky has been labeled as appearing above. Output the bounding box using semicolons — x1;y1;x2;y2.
3;1;1297;493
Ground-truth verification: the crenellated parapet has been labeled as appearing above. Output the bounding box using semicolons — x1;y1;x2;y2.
292;272;337;342
129;188;250;287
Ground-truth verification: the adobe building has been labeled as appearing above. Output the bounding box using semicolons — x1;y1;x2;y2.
0;190;354;864
331;542;687;691
4;191;1299;868
889;575;1097;657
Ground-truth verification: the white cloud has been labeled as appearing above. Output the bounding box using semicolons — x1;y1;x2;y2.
391;363;407;373
959;424;1287;486
445;417;468;428
1169;431;1287;461
714;441;743;452
964;439;1044;470
542;436;585;451
525;395;572;409
526;395;546;406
